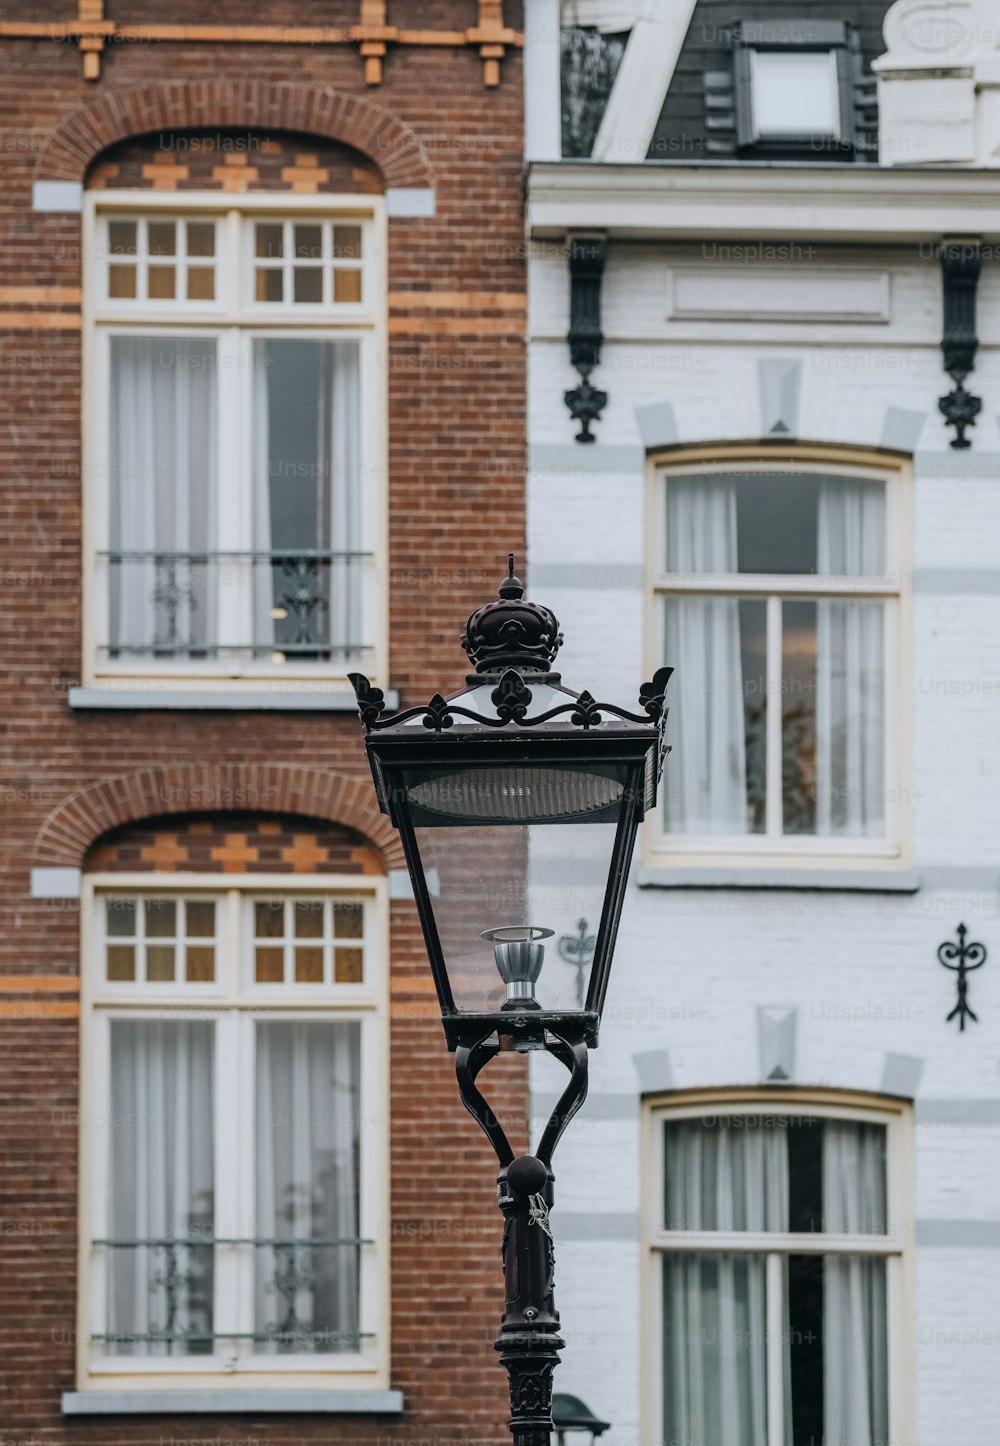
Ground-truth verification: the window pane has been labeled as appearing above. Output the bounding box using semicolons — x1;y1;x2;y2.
108;264;137;299
255;1021;361;1353
751;49;840;136
108;220;137;256
106;899;136;937
294;266;323;304
185;946;215;983
294;223;322;259
106;1020;214;1355
255;900;285;939
663;597;766;834
294;900;324;938
333;902;363;938
785;1254;889;1445
255;222;283;259
667;473;886;577
664;1117;887;1234
145;899;176;937
186;267;215;301
665;1117;789;1232
252;339;362;661
333;225;362;260
663;1253;767;1446
147;265;176;300
333;269;362;304
186;221;215;257
334;947;363;984
255;947;284;984
106;945;135;982
813;1254;888;1443
255;268;283;302
295;947;324;983
186;900;215;938
783;599;817;834
147;221;176;257
816;599;886;837
146;944;175;982
108;336;218;660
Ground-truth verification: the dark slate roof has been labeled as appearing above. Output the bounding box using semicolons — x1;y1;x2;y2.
648;0;892;161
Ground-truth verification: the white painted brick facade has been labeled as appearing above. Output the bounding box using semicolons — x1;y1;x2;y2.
527;228;1000;1444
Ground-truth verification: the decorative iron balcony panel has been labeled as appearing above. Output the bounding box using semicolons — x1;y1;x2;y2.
99;550;374;664
93;1236;371;1356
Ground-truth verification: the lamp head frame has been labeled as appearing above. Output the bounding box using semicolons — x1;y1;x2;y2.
347;561;671;1053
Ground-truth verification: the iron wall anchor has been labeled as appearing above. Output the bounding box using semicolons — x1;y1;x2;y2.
938;921;987;1031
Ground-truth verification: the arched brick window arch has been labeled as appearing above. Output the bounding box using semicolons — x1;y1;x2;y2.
36;80;433;190
35;765;403;870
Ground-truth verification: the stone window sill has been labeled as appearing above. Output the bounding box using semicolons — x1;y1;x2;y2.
636;865;920;893
68;687;397;713
62;1388;404;1416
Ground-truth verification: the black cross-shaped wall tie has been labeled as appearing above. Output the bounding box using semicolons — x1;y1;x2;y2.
937;922;987;1031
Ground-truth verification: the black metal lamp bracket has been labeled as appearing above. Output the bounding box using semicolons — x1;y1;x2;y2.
455;1029;589;1446
938;238;983;449
564;233;608;444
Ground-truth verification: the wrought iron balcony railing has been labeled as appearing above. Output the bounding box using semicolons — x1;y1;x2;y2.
99;550;373;663
92;1234;371;1355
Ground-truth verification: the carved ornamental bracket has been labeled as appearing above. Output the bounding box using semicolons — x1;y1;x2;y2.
938;237;983;449
0;0;520;85
564;234;608;444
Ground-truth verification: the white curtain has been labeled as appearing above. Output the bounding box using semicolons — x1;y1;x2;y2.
107;1020;214;1356
255;1021;360;1354
252;346;273;651
252;340;361;658
663;1119;789;1446
109;337;217;656
823;1123;889;1446
329;341;362;657
816;482;886;836
664;478;747;832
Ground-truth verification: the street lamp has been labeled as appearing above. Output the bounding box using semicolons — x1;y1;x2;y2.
348;555;670;1446
552;1392;611;1444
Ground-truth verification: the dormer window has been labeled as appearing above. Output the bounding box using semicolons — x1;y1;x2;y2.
734;21;858;156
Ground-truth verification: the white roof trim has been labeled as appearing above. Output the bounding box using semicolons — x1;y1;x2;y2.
562;0;644;31
591;0;699;162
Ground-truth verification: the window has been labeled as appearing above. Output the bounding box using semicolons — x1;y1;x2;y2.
80;878;387;1388
749;50;840;138
646;1098;912;1446
86;196;385;686
650;457;907;863
734;22;859;155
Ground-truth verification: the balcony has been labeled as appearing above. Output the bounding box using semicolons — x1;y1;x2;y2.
97;549;374;669
92;1234;372;1357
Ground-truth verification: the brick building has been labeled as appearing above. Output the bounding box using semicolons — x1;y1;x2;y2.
0;3;528;1440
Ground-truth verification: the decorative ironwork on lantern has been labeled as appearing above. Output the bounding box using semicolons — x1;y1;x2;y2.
348;555;671;1054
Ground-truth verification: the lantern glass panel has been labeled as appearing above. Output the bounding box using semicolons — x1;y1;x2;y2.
403;760;630;1015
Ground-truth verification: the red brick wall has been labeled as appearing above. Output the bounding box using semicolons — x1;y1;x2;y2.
0;4;528;1440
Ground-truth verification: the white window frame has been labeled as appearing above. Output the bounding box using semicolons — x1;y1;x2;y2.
644;446;913;871
77;872;391;1395
641;1089;916;1446
81;191;389;693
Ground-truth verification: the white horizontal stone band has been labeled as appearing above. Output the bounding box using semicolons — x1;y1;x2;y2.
62;1388;404;1415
